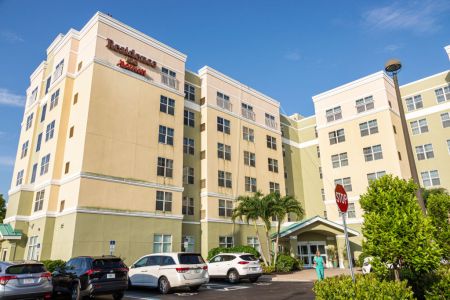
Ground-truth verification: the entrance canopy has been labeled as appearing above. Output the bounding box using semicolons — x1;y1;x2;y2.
0;224;22;241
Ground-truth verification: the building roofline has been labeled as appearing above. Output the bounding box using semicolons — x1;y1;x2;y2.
400;70;449;89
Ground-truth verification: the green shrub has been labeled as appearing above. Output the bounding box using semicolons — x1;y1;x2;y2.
425;265;450;300
355;252;370;268
41;260;66;273
262;264;275;274
313;274;415;300
207;245;260;260
275;254;302;272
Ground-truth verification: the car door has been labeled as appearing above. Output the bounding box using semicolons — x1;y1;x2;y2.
144;256;161;287
207;255;223;276
220;255;236;274
129;256;149;286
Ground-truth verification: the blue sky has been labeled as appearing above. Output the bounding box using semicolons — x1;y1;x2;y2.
0;0;449;198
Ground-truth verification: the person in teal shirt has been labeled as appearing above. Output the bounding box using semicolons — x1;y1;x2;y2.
313;250;325;281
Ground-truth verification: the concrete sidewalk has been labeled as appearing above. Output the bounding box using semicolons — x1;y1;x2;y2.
260;268;361;282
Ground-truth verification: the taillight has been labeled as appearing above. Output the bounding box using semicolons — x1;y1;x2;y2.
41;272;52;281
176;267;190;273
202;265;208;271
86;269;101;276
238;261;249;265
0;275;17;285
44;293;52;299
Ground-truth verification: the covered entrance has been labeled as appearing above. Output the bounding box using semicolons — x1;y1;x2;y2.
298;241;327;268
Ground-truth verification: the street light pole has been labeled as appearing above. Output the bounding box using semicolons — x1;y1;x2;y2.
385;59;426;213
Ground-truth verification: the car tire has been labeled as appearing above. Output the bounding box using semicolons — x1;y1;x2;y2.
249;277;259;283
227;269;240;283
158;276;171;294
128;278;133;289
71;281;80;300
189;285;201;292
113;292;125;300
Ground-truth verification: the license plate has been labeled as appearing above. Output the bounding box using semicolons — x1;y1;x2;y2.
195;269;201;273
251;268;259;271
107;273;115;279
23;278;34;284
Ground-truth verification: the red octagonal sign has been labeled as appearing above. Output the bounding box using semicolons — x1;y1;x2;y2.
335;184;348;213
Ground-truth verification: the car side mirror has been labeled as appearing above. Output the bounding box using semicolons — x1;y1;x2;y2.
130;264;135;269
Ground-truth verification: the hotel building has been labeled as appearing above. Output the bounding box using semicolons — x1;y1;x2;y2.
1;13;449;268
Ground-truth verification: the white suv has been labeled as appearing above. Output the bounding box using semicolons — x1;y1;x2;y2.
207;253;262;283
128;253;209;294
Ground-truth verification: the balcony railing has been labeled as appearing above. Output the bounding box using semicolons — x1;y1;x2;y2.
265;118;278;129
217;97;232;111
241;108;255;121
161;73;179;90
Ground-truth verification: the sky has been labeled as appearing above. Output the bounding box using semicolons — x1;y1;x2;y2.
0;0;449;198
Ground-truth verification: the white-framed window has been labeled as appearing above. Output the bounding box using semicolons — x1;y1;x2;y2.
16;170;24;186
45;120;55;141
182;236;195;252
441;112;450;128
335;177;352;192
319;166;322;179
326;106;342;122
434;86;450;103
244;151;256;167
34;189;45;212
161;67;177;89
331;152;348;168
36;133;42;152
329;129;345;144
317;146;320;158
40;154;50;175
21;141;29;159
243;126;255;142
241;103;255;121
265;113;277;129
183;167;194;184
219;199;233;217
30;163;37;184
217;117;231;134
45;76;51;95
218;171;232;188
184;83;195;102
182;197;194;215
405;95;423;111
363;144;383;161
421;170;440;187
266;135;277;150
50;89;60;110
410;118;429;134
158;125;174;145
157;157;173;178
247;237;261;252
321;188;325;201
160;95;175;115
28;87;38;106
367;171;386;183
345;203;356;218
41;103;47;123
218;143;231;160
359;119;378;136
153;234;172;253
217;92;232;111
355;96;374;113
416;144;434;160
184;110;195;127
219;236;234;248
268;158;279;173
269;182;280;193
27;236;39;260
156;191;172;212
447;139;450;154
245;176;257;192
183;138;194;155
26;113;33;130
53;59;64;81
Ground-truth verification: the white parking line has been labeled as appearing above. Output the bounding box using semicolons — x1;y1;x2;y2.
125;295;160;300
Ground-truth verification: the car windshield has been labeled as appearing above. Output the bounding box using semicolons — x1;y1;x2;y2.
6;264;46;274
178;254;205;264
92;258;125;269
240;255;258;261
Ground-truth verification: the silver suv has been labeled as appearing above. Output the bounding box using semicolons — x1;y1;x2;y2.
0;261;52;299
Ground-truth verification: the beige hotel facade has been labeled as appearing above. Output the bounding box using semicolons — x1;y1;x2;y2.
1;13;449;268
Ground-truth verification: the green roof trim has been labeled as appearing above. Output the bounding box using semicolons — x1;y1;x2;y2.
0;224;22;240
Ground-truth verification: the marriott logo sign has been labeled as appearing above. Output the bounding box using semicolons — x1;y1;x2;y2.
106;38;157;68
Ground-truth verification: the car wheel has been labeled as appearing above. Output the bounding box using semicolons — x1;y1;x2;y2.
113;292;124;300
249;277;259;283
158;276;171;294
189;285;201;292
71;281;80;300
227;270;240;283
128;278;133;289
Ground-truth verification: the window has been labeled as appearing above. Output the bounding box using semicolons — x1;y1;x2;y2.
26;113;33;130
359;119;378;136
73;93;78;105
64;162;70;174
153;234;172;253
218;143;231;160
241;103;255;121
245;176;257;192
161;67;177;89
156;191;172;212
269;182;280;193
393;125;397;134
183;138;194;155
363;144;383;161
217;117;230;134
367;171;386;183
219;236;234;248
29;87;38;105
321;189;325;201
53;59;64;81
184;110;195;127
77;61;83;72
317;146;320;158
247;237;260;252
45;121;55;141
326;106;342;122
324;210;327;219
314;126;318;138
416;144;434;160
421;170;440;187
157;157;173;178
335;177;352;192
266;135;277;150
405;95;423;111
30;163;37;184
27;236;39;260
435;86;450;103
398;151;402;160
331;152;348;168
34;190;45;212
447;139;450;153
41;104;47;123
16;170;24;186
40;154;50;175
158;125;174;145
329;129;345;144
21;141;29;159
219;199;233;217
411;119;429;134
69;126;74;138
218;171;232;188
319;166;322;179
217;92;231;111
184;83;195;101
441;112;450;128
243;126;255;142
50;89;60;110
265;113;277;129
244;151;256;167
200;151;206;159
182;197;194;215
356;96;374;113
183;167;194;184
36;133;42;152
181;236;195;252
160;96;175;115
45;76;51;94
347;203;356;218
268;158;279;173
60;200;65;212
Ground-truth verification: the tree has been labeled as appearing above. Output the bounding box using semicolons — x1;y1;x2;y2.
360;175;441;281
426;191;450;260
270;192;304;266
0;194;6;223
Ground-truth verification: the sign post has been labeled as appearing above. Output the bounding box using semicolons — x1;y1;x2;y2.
109;240;116;256
335;184;355;282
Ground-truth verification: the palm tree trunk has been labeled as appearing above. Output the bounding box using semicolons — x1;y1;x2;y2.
253;221;268;266
273;220;281;267
264;228;272;266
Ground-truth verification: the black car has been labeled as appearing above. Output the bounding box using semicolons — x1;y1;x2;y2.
52;256;128;300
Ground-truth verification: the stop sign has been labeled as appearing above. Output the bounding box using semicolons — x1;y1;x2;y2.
335;184;348;213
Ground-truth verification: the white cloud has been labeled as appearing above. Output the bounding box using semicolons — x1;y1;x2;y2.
0;30;24;43
0;156;14;167
363;0;450;34
0;88;25;107
384;44;401;52
285;50;301;61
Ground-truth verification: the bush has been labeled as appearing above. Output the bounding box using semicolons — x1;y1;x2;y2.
276;254;302;273
355;252;370;268
425;266;450;300
207;245;260;260
313;274;414;300
262;264;275;274
41;260;66;273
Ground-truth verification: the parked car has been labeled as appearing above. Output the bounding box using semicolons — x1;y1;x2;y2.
52;255;128;300
128;252;209;294
0;261;52;300
207;253;262;283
